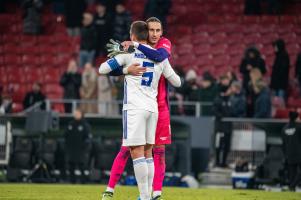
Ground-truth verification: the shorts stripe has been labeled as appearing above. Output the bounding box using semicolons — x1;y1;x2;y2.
123;110;128;139
123;80;127;104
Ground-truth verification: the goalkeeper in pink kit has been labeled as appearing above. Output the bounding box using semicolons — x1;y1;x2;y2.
102;17;173;200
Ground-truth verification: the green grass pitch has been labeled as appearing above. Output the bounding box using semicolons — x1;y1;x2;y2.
0;184;301;200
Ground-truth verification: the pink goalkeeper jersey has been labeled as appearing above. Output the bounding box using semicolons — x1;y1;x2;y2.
156;37;172;112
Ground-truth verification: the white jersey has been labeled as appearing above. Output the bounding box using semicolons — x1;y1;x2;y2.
99;45;180;113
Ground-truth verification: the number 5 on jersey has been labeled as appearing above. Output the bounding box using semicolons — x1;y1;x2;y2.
141;61;154;87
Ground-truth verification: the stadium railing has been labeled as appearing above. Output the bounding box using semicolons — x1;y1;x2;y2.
35;99;213;117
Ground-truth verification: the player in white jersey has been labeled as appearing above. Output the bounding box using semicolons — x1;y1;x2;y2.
98;21;181;200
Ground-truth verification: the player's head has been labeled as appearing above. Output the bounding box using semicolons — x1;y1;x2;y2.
130;21;148;43
146;17;163;46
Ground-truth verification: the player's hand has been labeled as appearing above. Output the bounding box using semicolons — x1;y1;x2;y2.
121;41;134;51
128;63;146;76
106;39;127;58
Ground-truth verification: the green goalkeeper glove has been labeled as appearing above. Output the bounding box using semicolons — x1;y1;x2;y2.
106;39;135;58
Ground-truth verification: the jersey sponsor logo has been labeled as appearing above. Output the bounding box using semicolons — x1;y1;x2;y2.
134;53;147;59
285;128;296;135
163;43;171;49
160;136;168;141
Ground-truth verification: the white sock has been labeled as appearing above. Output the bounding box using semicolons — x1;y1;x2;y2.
146;157;154;197
153;191;162;198
106;187;114;193
133;157;149;200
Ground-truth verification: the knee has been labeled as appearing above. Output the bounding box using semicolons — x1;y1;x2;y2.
130;146;144;159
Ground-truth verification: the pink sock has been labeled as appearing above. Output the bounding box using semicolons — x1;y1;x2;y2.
153;147;166;193
107;146;130;189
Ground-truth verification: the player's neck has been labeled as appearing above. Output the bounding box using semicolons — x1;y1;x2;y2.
135;40;147;45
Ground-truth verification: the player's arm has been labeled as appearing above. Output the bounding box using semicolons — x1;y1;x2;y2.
108;63;146;76
162;59;182;88
99;56;127;75
136;44;170;62
122;40;171;62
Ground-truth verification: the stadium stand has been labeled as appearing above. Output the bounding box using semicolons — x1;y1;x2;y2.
0;0;301;117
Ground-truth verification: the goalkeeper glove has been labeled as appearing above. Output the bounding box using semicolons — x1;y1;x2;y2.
106;39;135;58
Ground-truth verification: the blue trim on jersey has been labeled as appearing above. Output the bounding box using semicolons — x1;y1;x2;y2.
142;61;154;68
133;158;146;165
107;58;120;71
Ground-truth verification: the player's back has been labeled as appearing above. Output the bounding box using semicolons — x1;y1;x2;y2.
120;47;166;113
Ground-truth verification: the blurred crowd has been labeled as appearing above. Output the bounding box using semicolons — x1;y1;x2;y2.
170;39;301;119
18;0;171;67
1;0;301;119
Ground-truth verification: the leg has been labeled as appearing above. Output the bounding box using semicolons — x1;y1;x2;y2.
152;110;170;198
131;145;149;200
106;146;130;192
145;144;154;198
215;132;223;167
79;162;86;184
79;50;87;68
288;164;297;190
291;163;301;189
123;110;149;200
222;130;232;167
153;145;166;198
68;161;76;183
87;50;96;64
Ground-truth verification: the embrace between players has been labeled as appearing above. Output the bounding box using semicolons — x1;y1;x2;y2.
98;17;181;200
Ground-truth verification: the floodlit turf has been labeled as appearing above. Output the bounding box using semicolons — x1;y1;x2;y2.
0;184;301;200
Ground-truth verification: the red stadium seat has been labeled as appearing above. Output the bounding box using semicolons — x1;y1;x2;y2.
228;43;245;55
242;16;260;24
210;33;227;44
207;15;225;24
226;33;244;45
3;44;18;54
12;103;23;113
260;16;279;24
274;109;289;119
191;33;209;44
40;55;57;65
224;15;242;24
194;44;211;56
288;98;301;108
210;44;228;55
51;103;65;113
4;55;21;65
44;84;63;94
280;16;297;24
21;55;40;66
19;46;40;56
287;44;300;55
243;33;261;45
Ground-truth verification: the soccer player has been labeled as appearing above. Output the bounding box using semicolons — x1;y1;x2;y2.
102;17;172;200
98;21;181;200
